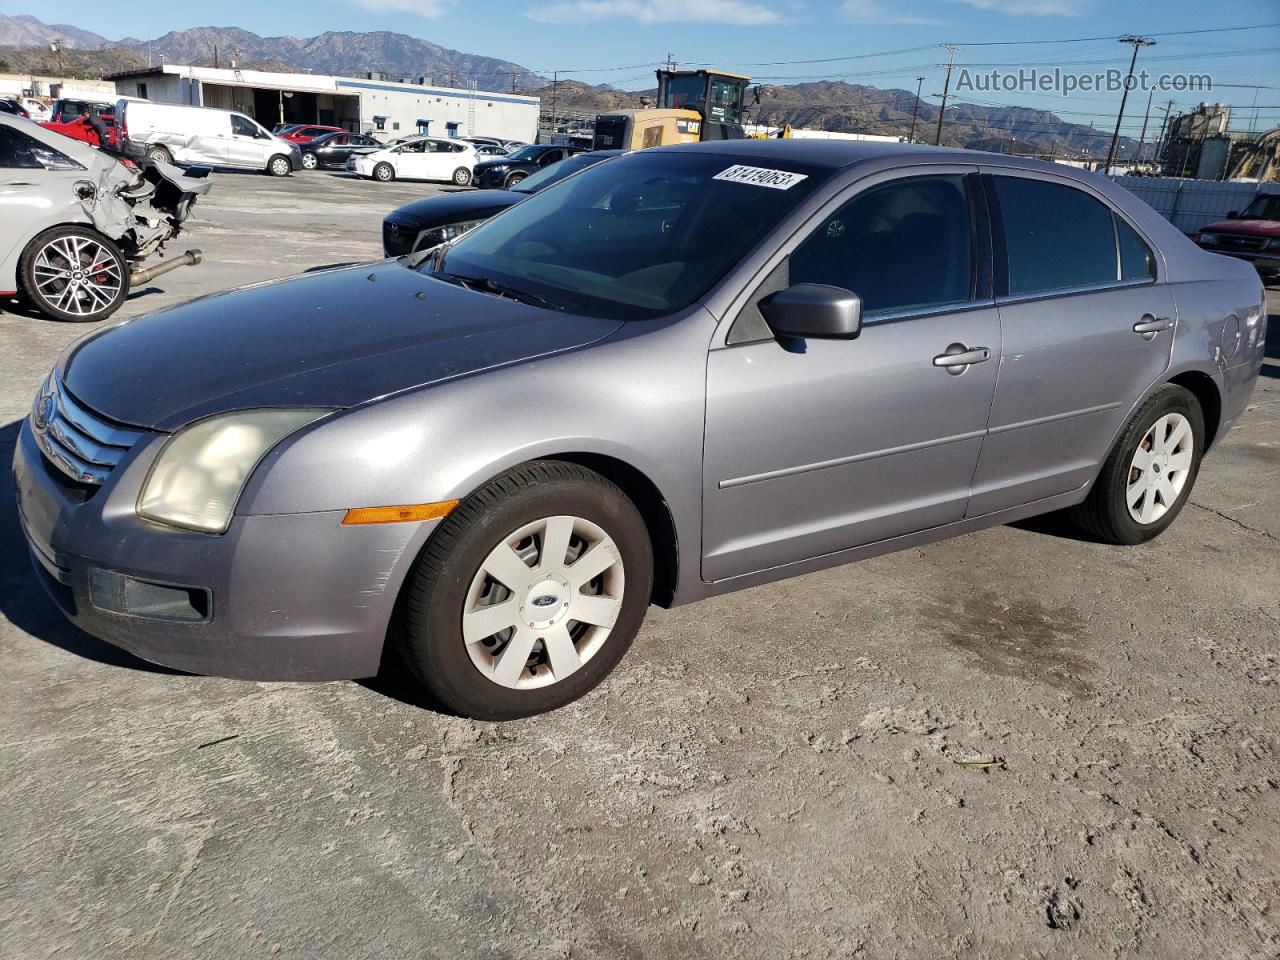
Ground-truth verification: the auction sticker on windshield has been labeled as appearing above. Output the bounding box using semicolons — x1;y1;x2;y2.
713;165;809;190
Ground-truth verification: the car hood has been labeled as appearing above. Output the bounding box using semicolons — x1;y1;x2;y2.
387;190;522;227
1200;218;1280;238
475;157;529;171
62;260;623;431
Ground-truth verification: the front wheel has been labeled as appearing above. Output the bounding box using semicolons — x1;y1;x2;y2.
266;155;291;177
504;172;527;188
17;226;130;323
373;162;395;182
394;461;653;720
452;167;473;186
146;144;173;165
300;152;318;170
1069;384;1204;544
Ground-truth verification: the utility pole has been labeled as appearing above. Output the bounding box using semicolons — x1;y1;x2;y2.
549;70;560;137
1104;36;1155;175
1153;99;1173;171
1135;90;1153;166
664;52;677;72
908;75;924;143
509;71;518;94
934;44;962;147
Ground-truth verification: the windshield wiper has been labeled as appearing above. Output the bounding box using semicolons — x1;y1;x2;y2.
436;272;562;311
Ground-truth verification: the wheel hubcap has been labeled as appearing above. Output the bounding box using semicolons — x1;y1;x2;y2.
462;515;625;690
32;236;122;317
1126;412;1193;525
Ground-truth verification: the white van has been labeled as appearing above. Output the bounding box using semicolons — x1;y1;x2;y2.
117;101;302;176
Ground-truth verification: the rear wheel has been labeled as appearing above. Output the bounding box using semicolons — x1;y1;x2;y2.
394;461;653;720
145;144;173;165
17;226;130;323
452;167;473;186
300;152;318;170
373;162;395;182
504;172;528;188
266;155;291;177
1068;384;1204;544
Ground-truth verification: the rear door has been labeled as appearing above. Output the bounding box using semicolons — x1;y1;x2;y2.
967;171;1175;515
702;168;1001;581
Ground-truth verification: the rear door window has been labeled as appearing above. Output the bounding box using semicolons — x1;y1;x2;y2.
1116;215;1157;280
789;174;975;316
992;176;1119;294
0;126;82;170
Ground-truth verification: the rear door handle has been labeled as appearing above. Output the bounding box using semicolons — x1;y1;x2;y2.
1133;315;1173;336
933;345;991;372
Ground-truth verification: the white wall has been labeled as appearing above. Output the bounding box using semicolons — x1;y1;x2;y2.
0;73;115;99
341;80;539;143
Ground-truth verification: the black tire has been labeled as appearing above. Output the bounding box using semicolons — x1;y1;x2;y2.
393;460;654;720
452;166;473;186
266;154;291;177
1068;384;1204;545
505;172;527;188
373;162;395;182
17;226;130;323
300;151;319;170
145;144;173;165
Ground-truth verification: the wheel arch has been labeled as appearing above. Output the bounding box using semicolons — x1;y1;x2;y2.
541;452;680;607
1166;370;1222;449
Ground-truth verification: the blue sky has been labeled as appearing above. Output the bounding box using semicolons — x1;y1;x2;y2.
14;0;1280;132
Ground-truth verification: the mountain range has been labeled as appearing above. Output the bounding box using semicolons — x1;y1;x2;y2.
0;14;543;91
1;13;1136;157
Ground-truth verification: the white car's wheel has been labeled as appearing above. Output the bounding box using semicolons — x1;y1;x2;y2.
267;155;291;177
373;162;395;182
452;167;473;186
18;227;131;323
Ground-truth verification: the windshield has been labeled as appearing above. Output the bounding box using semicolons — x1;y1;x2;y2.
430;151;824;321
513;153;606;193
1240;194;1280;221
505;146;545;162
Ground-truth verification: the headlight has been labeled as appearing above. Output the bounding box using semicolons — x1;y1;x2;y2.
488;164;507;173
137;408;333;533
413;218;485;252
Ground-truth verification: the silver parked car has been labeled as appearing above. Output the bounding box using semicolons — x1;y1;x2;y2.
0;114;210;322
14;141;1267;719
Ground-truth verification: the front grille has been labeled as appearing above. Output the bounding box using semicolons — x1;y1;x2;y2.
32;375;145;486
382;218;418;256
1203;233;1267;253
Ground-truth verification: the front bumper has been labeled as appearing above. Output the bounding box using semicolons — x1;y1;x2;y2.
13;418;434;681
474;168;510;188
1195;238;1280;272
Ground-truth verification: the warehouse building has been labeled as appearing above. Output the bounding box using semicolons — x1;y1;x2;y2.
107;64;540;143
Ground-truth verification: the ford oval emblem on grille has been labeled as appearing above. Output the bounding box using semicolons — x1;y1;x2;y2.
531;594;558;608
34;391;55;432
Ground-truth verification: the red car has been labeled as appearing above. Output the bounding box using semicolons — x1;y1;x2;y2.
40;114;119;150
1195;192;1280;279
280;124;346;144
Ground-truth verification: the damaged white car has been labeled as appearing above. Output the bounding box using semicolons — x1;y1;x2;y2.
0;114;210;323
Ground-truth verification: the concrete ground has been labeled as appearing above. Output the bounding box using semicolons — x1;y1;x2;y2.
1;169;1278;960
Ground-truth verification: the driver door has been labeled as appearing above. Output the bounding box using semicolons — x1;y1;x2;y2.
226;114;269;168
701;169;1001;581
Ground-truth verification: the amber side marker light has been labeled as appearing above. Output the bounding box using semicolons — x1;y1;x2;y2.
342;500;460;525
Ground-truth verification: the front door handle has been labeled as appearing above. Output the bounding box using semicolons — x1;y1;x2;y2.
934;344;991;375
1133;315;1174;337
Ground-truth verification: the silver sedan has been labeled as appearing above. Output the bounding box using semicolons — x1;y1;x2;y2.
14;140;1267;718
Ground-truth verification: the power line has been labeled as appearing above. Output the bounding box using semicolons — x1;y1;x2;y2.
954;22;1280;46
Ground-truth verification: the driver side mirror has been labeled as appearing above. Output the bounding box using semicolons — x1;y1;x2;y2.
1226;210;1239;219
760;284;862;340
